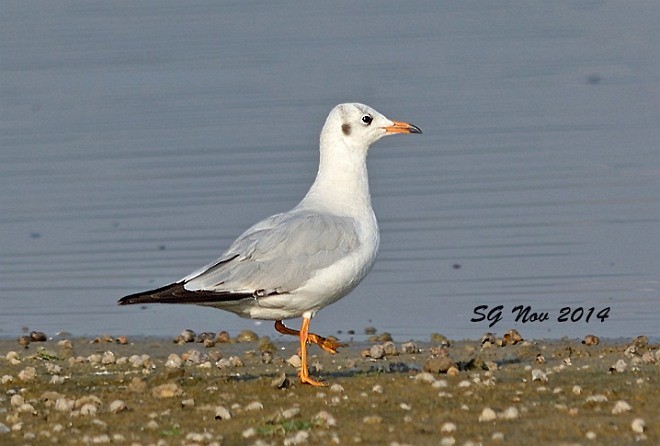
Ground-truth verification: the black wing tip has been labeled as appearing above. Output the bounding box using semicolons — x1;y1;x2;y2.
117;282;256;306
117;295;139;306
117;282;182;306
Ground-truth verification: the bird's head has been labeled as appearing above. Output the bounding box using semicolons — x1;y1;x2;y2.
322;103;421;151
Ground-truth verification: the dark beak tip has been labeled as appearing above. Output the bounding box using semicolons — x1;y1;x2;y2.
410;124;422;134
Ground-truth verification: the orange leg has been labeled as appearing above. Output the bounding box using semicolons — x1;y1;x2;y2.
274;320;346;354
297;317;325;386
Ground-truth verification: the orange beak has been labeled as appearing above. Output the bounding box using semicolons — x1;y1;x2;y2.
384;120;422;134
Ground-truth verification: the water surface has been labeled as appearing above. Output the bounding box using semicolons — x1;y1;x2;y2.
2;1;658;340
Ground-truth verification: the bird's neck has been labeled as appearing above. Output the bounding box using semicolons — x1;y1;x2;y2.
300;139;373;217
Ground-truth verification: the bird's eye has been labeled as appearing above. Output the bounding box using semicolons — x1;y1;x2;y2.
361;115;373;125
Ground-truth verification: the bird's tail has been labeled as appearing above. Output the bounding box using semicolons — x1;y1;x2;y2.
118;282;253;305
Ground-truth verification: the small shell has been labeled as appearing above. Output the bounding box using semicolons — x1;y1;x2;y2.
479;407;497;422
582;334;599;346
214;406;232;420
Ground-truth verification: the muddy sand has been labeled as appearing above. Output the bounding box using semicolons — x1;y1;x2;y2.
0;330;657;445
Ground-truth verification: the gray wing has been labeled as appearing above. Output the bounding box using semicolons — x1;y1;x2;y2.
183;210;360;294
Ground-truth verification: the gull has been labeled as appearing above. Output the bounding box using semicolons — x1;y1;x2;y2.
118;103;421;386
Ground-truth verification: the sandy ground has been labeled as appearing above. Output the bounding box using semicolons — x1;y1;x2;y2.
0;330;657;445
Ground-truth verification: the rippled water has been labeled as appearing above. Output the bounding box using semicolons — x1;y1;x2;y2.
2;1;659;340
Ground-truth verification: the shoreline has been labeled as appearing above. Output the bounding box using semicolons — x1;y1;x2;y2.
1;332;657;445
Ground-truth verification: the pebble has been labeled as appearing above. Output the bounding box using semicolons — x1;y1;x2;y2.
330;384;344;393
92;334;115;343
611;359;627;373
430;333;450;346
632;335;649;348
631;418;646;434
182;348;203;364
424;357;455;374
236;329;258;342
641;351;656;364
115;335;129;345
244;401;263;411
271;373;291;389
175;329;196;344
500;406;519;420
622;351;637;364
216;331;231;343
10;395;24;407
128;354;146;367
58;339;73;349
101;351;116;364
18;366;37;382
199;359;214;368
187;432;213;443
196;331;216;343
287;354;302;368
363;415;383;424
75;395;102;409
491;432;505;441
152;383;183;398
30;331;47;342
503;329;523;345
531;369;548;383
109;400;126;414
582;334;599;346
572;385;582;395
1;375;13;384
585;431;597;440
373;332;393;342
369;344;386;359
0;423;9;434
55;398;74;413
6;351;21;364
585;394;608;403
18;403;36;414
312;410;337;427
17;336;31;347
372;384;384;394
242;427;257;438
165;353;182;368
128;377;147;393
181;398;195;408
214;406;232;420
45;362;62;375
478;407;497;422
414;372;436;383
79;403;98;417
440;437;456;446
401;341;419;354
50;375;66;385
216;356;244;368
280;407;301;419
364;326;377;335
611;400;632;414
283;430;309;445
258;336;276;353
261;351;273;364
440;422;456;433
382;341;398;356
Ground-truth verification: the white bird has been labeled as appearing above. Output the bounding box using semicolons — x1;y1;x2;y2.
118;103;421;386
